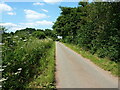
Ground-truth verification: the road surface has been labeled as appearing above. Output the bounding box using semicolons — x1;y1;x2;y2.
55;42;118;88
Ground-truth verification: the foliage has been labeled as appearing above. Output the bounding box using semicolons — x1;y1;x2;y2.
2;28;55;89
32;31;46;39
27;42;55;88
53;2;120;62
44;29;57;41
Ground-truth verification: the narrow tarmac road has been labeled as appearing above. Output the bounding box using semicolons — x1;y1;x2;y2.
55;42;118;88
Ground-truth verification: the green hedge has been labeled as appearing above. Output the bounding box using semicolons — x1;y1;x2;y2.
2;33;54;89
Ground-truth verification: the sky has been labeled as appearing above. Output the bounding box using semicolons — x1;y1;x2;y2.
0;1;80;32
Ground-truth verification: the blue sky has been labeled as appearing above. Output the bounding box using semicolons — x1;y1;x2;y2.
0;1;79;32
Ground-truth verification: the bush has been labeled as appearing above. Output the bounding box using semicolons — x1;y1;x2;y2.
2;33;54;89
32;31;46;39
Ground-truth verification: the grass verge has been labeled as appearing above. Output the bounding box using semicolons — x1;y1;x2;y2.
27;42;55;88
63;43;119;77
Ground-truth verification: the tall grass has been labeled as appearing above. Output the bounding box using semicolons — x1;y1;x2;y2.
27;42;55;88
2;33;55;89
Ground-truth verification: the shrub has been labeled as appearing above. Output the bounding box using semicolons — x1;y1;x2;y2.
32;31;46;39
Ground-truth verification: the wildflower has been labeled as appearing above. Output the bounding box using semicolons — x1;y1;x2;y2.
24;62;26;64
15;71;21;75
23;40;27;42
7;37;11;39
14;36;18;38
0;69;4;72
13;41;15;43
14;72;18;75
0;78;7;82
2;66;7;68
18;68;22;71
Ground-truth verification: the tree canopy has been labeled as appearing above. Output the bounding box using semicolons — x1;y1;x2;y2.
53;2;120;62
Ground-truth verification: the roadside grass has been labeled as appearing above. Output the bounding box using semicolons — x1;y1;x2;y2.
63;43;119;77
2;32;56;89
27;42;55;88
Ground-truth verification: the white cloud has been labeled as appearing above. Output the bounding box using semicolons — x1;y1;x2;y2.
43;0;63;3
20;22;35;27
0;3;13;12
0;3;16;16
36;20;53;26
41;9;48;12
0;20;53;32
7;12;16;15
0;21;53;28
20;20;53;27
0;22;19;32
33;2;44;6
7;27;25;32
24;9;49;20
0;23;17;27
0;22;26;32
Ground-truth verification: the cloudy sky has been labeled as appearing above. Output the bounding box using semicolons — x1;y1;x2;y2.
0;1;79;32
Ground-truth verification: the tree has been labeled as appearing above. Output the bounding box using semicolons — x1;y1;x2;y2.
32;31;46;39
53;2;120;62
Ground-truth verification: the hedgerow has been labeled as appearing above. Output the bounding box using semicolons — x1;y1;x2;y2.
2;30;55;89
